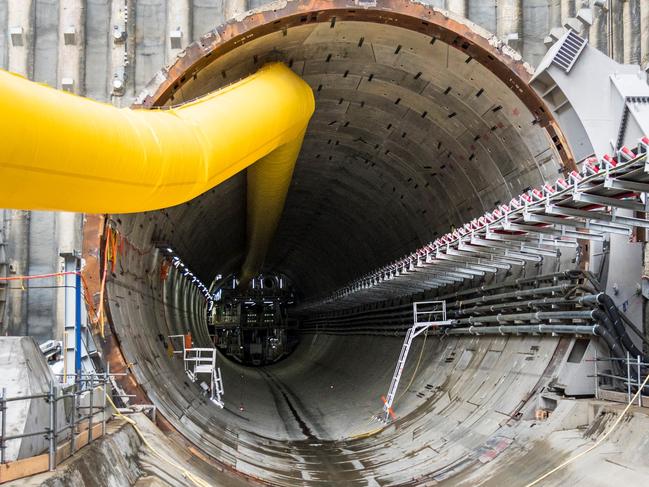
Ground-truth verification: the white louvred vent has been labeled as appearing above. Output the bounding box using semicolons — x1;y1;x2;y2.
552;30;587;73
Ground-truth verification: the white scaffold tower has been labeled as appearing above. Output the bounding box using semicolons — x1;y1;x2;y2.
169;334;224;407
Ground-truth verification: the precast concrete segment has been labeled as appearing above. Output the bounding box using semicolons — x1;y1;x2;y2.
137;0;573;169
121;1;571;297
0;62;313;213
95;219;575;484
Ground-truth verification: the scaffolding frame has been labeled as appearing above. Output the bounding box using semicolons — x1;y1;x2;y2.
169;335;224;407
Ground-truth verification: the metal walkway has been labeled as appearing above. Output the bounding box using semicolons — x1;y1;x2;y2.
301;138;649;313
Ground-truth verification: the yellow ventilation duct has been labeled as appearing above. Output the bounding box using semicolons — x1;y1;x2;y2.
0;63;315;284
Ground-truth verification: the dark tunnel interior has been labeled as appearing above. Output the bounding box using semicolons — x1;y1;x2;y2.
102;9;572;485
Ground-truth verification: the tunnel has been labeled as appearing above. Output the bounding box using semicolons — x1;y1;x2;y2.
82;1;584;484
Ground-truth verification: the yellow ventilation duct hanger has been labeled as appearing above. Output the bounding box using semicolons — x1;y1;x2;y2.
0;63;315;285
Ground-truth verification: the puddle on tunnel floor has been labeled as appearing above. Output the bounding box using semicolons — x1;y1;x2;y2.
245;369;378;484
235;429;379;485
284;438;373;484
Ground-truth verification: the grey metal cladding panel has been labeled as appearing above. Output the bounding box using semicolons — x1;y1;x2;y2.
468;0;497;35
85;0;111;101
192;0;225;41
135;0;167;95
33;0;59;86
522;0;550;68
0;1;7;69
27;212;56;342
626;0;641;65
556;105;592;162
248;0;267;10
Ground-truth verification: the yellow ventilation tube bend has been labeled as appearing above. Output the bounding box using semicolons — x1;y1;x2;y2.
239;131;306;286
0;63;315;284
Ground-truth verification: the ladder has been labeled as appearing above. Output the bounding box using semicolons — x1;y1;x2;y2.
211;366;224;407
382;301;451;422
383;326;415;419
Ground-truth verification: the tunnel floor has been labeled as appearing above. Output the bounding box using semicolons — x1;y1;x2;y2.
107;271;579;485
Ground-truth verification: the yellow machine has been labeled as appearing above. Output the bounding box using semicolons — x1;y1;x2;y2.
0;63;315;285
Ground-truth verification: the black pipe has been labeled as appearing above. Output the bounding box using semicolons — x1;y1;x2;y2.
453;284;575;308
596;293;645;359
444;324;598;336
449;295;597;316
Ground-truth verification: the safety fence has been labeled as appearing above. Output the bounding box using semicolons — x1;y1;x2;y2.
594;352;649;407
0;372;109;483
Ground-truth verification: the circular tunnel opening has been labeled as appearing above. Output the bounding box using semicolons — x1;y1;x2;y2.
210;272;300;366
92;1;574;484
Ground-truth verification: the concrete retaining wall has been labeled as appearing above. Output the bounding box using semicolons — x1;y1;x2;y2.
0;337;66;462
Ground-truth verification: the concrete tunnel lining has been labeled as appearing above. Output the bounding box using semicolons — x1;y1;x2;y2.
129;3;570;297
85;1;580;484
